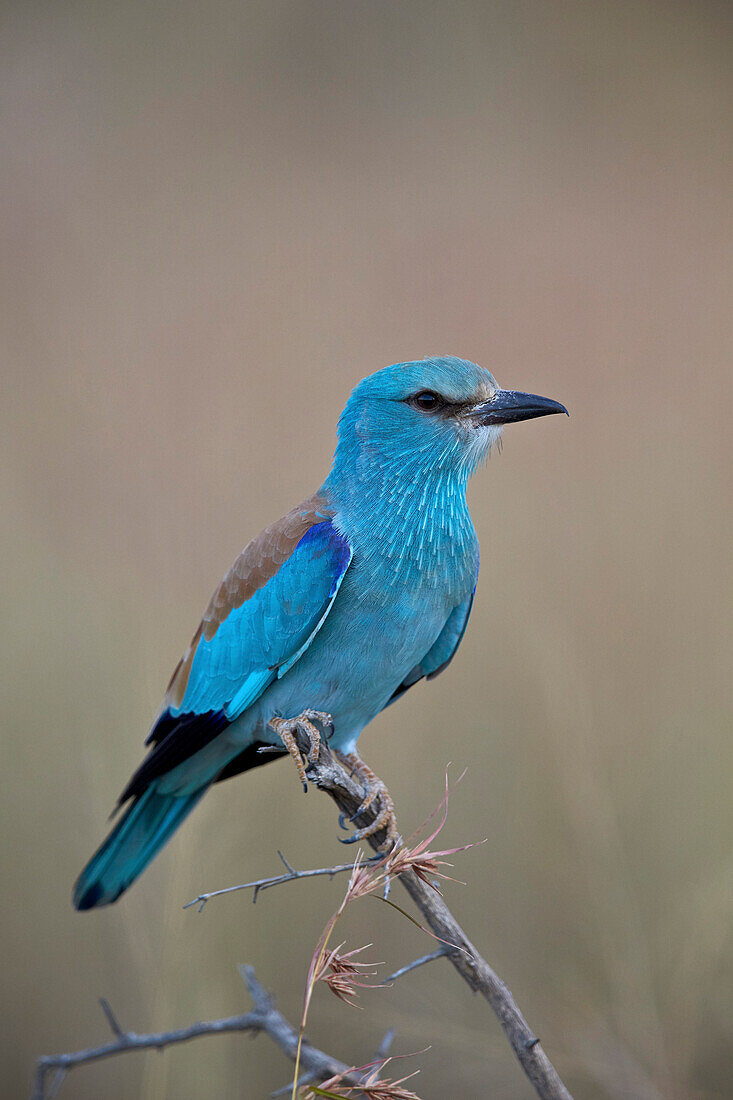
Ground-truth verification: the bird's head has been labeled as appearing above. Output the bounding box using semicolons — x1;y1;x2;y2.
329;356;567;489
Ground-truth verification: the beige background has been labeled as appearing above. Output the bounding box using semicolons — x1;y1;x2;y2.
2;2;731;1097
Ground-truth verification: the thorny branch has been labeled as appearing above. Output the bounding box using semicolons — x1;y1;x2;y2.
184;849;382;912
31;966;361;1100
37;742;574;1099
383;948;449;984
286;731;574;1100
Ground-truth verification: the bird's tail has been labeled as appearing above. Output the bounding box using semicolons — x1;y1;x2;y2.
73;786;206;910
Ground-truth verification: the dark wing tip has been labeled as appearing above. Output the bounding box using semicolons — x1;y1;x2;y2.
73;880;104;911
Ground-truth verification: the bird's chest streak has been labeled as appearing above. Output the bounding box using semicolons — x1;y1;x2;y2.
247;543;473;747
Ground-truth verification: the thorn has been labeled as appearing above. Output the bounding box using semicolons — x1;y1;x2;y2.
525;1036;541;1050
99;998;124;1038
374;1027;395;1062
384;947;450;983
48;1067;67;1098
277;850;296;874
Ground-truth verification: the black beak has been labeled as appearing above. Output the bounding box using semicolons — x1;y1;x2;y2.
470;390;569;426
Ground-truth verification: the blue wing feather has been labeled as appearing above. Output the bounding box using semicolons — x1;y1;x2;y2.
173;521;352;720
119;520;351;803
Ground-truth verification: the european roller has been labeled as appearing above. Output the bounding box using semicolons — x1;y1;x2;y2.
74;356;567;910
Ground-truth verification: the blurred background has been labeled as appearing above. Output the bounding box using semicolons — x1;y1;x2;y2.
2;2;731;1097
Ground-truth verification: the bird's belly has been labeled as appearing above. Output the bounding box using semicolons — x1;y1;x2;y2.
238;581;452;753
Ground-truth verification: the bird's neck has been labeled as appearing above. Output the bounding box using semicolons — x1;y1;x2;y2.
323;452;477;589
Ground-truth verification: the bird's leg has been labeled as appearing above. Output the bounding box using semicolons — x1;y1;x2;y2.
268;710;332;792
333;750;398;848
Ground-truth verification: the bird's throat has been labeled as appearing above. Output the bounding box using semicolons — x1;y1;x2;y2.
325;459;478;592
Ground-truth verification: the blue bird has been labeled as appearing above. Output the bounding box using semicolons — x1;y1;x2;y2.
74;356;567;909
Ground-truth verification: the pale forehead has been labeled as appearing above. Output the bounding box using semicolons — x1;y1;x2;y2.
355;356;498;402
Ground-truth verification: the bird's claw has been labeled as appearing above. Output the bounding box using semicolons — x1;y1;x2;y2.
339;806;367;830
296;709;333;760
333;751;398;849
267;710;332;791
337;794;397;845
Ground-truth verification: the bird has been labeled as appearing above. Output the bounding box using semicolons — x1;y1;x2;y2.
73;356;567;910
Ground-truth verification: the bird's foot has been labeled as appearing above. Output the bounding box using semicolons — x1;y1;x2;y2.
334;751;399;849
268;710;332;792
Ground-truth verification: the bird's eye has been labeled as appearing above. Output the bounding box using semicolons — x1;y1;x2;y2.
411;391;442;412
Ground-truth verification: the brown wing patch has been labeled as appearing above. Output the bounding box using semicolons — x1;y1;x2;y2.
165;491;333;709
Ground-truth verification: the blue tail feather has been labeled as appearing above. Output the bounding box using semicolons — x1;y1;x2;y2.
73;786;206;910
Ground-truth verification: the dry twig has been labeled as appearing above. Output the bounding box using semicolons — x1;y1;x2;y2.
186;755;571;1098
183;849;382;912
288;734;573;1100
31;966;361;1100
40;746;573;1099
